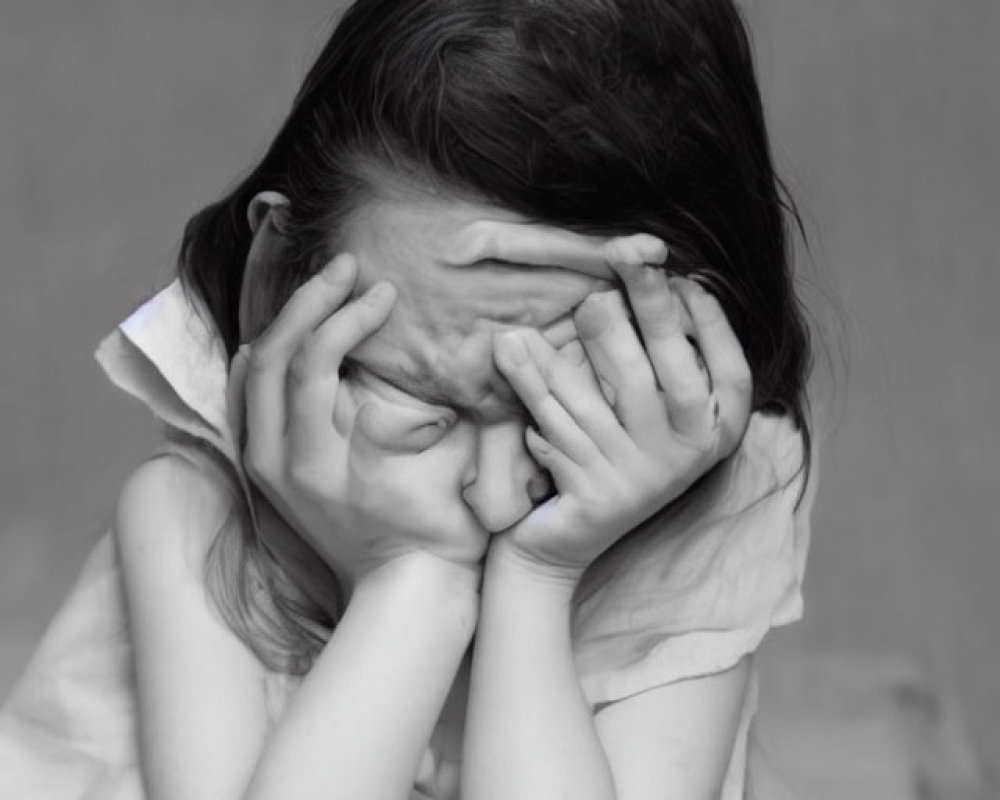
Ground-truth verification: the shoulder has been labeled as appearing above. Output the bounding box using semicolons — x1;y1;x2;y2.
114;449;238;570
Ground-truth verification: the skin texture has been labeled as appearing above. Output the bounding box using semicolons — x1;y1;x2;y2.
120;188;754;800
344;192;615;422
297;189;628;535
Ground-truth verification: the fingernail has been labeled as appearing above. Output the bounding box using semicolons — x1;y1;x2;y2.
575;292;617;339
525;426;550;455
365;281;396;304
323;255;355;283
603;234;669;269
643;236;669;265
497;331;529;365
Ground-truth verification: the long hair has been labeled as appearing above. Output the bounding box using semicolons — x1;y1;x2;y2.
180;0;813;672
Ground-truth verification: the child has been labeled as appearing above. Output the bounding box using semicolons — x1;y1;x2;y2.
0;1;814;798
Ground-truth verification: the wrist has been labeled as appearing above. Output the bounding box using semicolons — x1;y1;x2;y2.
353;551;481;633
485;537;584;602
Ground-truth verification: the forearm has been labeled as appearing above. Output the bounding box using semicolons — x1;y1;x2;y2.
245;553;478;800
462;540;616;800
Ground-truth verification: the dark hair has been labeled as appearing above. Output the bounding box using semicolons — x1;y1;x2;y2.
181;0;813;672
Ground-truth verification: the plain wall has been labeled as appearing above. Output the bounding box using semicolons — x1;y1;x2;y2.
2;0;997;772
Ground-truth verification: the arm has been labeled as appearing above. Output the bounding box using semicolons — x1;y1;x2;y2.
118;456;477;800
116;456;272;800
593;658;750;800
121;256;487;800
244;552;476;800
463;539;750;800
462;541;614;800
463;242;755;798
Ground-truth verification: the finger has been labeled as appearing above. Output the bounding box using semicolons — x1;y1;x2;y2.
539;314;578;349
243;255;358;465
672;279;753;450
494;331;601;467
443;223;667;281
524;427;588;496
517;330;634;462
601;233;669;272
444;221;615;278
617;265;712;435
572;291;665;440
285;282;397;455
250;254;359;360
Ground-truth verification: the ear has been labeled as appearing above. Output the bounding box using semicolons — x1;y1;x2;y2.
240;191;291;343
247;190;290;233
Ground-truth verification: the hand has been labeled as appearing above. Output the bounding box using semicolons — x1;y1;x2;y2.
492;238;752;580
231;254;488;591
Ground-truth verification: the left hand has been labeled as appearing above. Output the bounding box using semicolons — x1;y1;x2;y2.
492;237;753;580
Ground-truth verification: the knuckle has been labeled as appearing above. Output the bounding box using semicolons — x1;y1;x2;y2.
287;337;321;384
717;363;754;403
669;377;709;409
639;311;679;339
558;339;587;367
617;358;655;394
603;237;637;270
539;356;562;386
245;343;275;373
286;350;311;387
577;437;603;466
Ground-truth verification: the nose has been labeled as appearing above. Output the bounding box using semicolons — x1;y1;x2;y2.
461;421;551;533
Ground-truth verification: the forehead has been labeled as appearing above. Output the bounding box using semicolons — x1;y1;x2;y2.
343;192;611;421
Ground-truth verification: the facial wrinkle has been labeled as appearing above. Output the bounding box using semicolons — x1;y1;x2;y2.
343;192;617;422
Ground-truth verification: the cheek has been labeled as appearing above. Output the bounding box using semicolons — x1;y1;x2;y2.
362;430;481;530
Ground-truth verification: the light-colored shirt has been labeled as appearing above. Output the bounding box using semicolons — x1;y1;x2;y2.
0;280;813;799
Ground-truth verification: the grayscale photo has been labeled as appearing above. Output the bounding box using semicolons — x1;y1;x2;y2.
0;1;996;798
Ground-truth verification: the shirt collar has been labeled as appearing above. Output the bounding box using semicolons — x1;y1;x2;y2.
95;278;236;463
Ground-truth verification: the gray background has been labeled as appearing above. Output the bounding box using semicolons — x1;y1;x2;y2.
2;0;997;779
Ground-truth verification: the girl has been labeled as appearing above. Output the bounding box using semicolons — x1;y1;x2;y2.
0;1;813;798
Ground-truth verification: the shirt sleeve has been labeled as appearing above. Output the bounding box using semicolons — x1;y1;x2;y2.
571;412;814;706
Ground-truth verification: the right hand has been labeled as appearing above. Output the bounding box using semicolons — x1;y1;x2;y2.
230;254;489;589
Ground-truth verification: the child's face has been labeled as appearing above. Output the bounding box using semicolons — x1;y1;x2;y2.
339;190;613;533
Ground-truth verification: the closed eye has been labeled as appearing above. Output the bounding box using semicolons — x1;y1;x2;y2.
401;415;455;452
347;365;459;453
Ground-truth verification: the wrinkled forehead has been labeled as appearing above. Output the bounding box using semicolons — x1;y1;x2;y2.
340;194;649;420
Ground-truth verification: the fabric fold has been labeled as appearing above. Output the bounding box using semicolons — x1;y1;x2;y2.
1;276;814;800
573;412;811;704
94;280;235;463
